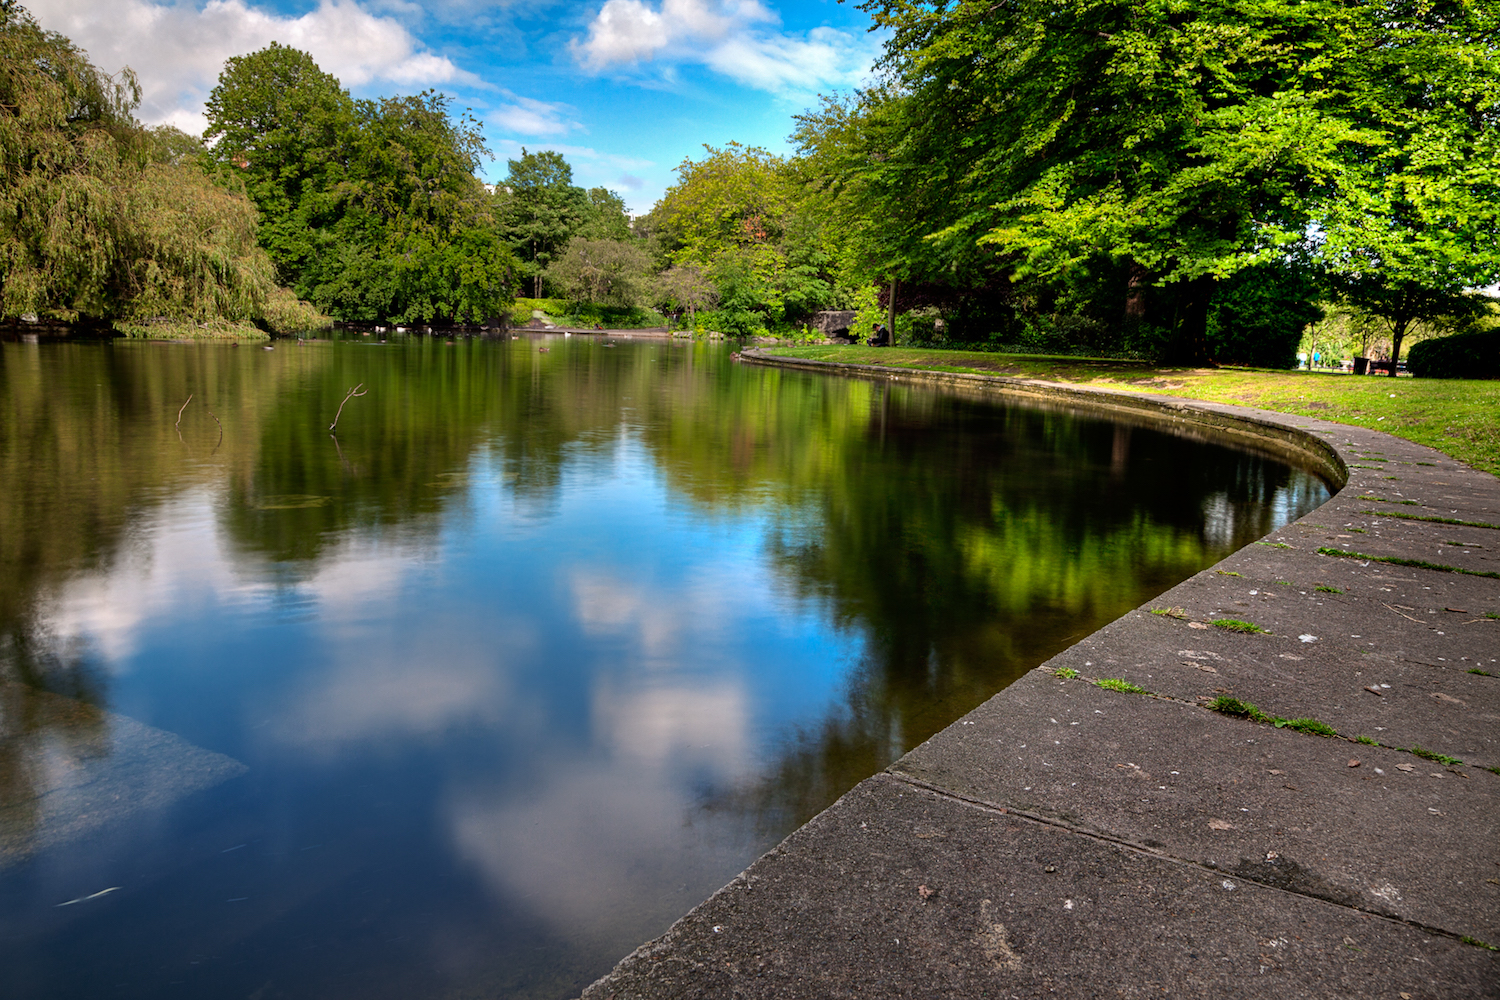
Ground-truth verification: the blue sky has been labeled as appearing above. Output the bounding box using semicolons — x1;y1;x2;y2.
30;0;886;213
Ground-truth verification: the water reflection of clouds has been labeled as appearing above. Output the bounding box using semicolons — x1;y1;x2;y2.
267;641;517;752
448;677;753;946
38;490;252;669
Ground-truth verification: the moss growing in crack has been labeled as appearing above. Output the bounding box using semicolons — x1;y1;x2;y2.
1257;541;1293;549
1212;618;1267;634
1468;668;1494;677
1316;548;1500;580
1096;678;1147;694
1407;745;1463;766
1054;667;1078;679
1150;606;1188;619
1355;735;1378;745
1216;570;1242;577
1314;585;1343;594
1279;717;1337;737
1209;696;1277;725
1358;510;1500;530
1460;937;1498;952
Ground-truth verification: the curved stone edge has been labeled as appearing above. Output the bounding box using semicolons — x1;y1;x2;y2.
579;350;1500;999
738;348;1351;489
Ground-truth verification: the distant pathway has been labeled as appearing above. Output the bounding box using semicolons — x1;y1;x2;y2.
580;351;1499;999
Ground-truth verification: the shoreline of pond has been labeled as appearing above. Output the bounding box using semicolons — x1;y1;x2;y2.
581;349;1500;998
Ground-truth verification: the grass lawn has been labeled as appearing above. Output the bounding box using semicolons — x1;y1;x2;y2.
765;346;1500;478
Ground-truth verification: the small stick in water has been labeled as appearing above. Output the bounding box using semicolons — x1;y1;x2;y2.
176;394;193;429
328;383;367;431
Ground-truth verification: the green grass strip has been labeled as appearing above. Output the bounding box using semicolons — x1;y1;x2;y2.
1316;547;1500;579
1357;495;1420;505
1054;667;1078;679
1096;678;1147;694
1358;509;1500;530
1211;618;1267;633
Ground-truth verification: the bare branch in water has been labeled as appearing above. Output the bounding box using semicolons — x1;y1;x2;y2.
329;383;367;431
175;394;193;429
207;408;224;454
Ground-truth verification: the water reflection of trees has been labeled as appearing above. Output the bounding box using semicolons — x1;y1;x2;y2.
0;337;1325;851
641;371;1328;840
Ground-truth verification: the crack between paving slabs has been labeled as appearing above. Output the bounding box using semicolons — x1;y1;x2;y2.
884;758;1490;952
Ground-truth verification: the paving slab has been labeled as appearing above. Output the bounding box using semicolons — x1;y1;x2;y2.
582;776;1498;1000
891;670;1500;942
581;362;1500;1000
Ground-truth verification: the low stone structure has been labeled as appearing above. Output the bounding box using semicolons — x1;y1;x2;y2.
581;351;1500;999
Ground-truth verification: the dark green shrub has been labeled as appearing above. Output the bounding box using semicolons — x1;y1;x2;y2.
1408;329;1500;379
1207;263;1323;368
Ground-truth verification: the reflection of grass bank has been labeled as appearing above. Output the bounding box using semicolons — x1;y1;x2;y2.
117;320;269;340
766;346;1500;476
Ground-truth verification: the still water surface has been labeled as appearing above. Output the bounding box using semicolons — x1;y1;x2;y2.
0;335;1328;998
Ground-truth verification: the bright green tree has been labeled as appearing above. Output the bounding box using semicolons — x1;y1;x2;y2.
492;149;591;297
205;47;517;325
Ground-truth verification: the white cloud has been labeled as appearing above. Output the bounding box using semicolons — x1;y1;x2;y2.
28;0;463;136
489;92;583;137
573;0;876;95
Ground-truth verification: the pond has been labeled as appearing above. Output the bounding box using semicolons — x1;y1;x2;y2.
0;334;1329;999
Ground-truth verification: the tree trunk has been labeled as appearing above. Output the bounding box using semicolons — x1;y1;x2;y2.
886;278;898;346
1172;276;1217;366
1124;260;1149;323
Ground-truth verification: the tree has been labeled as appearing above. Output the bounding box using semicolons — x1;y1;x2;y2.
825;0;1500;361
203;43;353;287
205;46;517;324
492;149;590;297
653;263;718;326
648;142;838;326
0;5;276;327
545;237;652;307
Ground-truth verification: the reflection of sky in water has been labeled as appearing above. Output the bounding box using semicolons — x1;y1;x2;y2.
11;435;862;994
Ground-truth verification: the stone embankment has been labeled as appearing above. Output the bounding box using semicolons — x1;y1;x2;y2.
583;352;1500;999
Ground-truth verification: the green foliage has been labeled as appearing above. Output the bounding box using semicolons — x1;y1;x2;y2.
0;10;287;329
1355;736;1377;745
792;0;1500;361
1207;263;1323;369
493;149;590;297
205;46;517;325
546;238;653;307
649;143;839;328
1095;678;1146;694
1053;667;1078;679
1408;328;1500;380
653;263;718;324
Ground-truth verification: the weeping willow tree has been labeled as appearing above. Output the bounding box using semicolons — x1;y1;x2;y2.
0;2;315;334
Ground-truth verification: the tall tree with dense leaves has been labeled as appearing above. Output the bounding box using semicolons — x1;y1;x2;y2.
832;0;1500;361
492;149;591;297
0;3;277;328
205;47;517;324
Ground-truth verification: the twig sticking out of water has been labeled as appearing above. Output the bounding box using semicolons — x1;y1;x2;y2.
329;383;367;431
207;407;224;453
176;394;193;429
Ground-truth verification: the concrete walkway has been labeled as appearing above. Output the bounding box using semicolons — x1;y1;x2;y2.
582;355;1500;999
